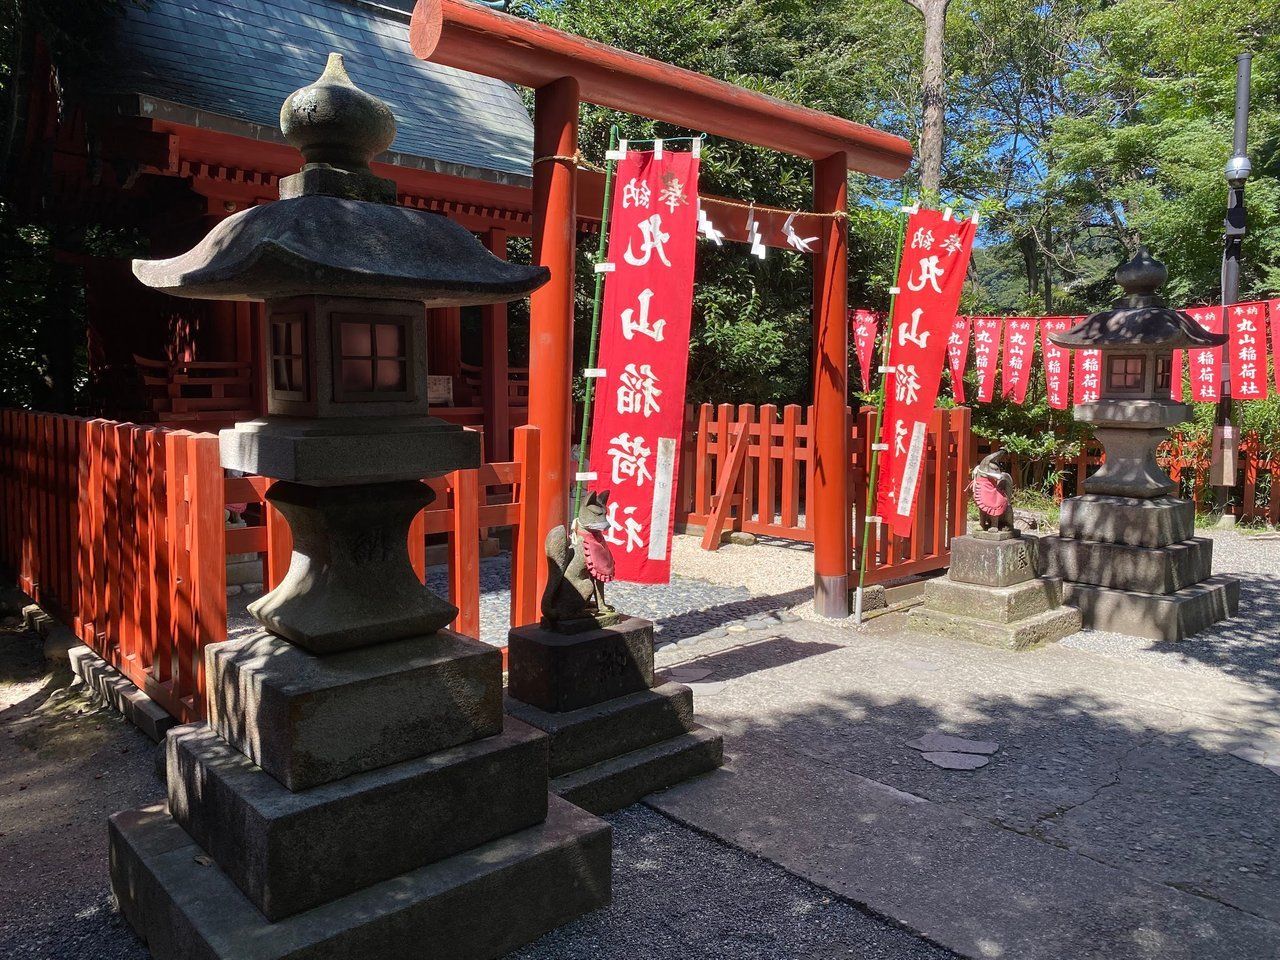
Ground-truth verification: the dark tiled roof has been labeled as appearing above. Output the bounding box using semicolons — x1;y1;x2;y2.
103;0;534;179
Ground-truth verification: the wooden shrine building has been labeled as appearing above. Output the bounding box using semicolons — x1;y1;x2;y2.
17;0;914;617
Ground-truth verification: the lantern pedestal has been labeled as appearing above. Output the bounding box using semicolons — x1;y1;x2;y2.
504;618;723;814
912;533;1081;651
110;627;612;959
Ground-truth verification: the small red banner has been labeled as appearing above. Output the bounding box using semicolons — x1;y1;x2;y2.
1001;317;1037;404
1227;301;1268;401
876;208;977;539
587;148;700;583
851;308;880;392
1185;306;1224;403
1271;300;1280;396
971;317;1002;403
1040;317;1074;410
1072;349;1102;404
947;316;971;403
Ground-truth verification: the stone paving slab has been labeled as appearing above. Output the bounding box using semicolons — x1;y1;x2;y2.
652;617;1280;956
648;733;1280;960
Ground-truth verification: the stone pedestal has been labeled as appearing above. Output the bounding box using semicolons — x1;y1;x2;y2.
110;629;611;959
912;532;1081;650
505;618;723;814
1039;494;1238;641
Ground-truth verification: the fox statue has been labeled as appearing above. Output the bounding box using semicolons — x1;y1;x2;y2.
971;450;1015;532
541;490;623;631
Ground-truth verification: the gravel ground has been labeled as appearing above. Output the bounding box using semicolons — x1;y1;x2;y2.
1060;529;1280;692
227;535;808;648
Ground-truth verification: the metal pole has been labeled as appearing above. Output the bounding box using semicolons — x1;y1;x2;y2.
572;125;620;518
854;190;911;624
1212;52;1251;512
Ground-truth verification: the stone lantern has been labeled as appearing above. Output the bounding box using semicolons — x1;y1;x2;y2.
1039;249;1239;640
109;55;611;960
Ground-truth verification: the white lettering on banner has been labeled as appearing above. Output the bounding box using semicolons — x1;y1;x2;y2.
894;364;922;405
910;228;934;250
604;500;645;553
607;432;654;487
898;308;931;349
616;362;662;417
896;421;928;517
620;288;667;343
621;177;650;209
941;234;963;255
648;438;677;561
624;214;672;267
894;418;908;456
906;255;945;294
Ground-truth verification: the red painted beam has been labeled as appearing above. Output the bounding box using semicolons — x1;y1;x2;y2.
410;0;912;179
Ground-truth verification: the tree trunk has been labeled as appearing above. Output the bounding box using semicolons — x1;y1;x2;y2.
915;0;949;199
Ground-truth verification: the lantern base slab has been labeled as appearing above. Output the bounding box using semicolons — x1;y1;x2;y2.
1057;495;1194;549
1038;535;1214;595
1062;576;1239;642
109;795;611;960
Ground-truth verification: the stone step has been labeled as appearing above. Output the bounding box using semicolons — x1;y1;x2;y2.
166;718;549;921
208;629;502;791
506;681;698;778
109;794;611;960
1063;575;1239;642
1058;494;1194;548
921;576;1063;624
911;603;1082;651
551;723;725;815
1039;535;1213;595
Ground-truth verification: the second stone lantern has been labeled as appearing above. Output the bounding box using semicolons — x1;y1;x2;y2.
1039;249;1239;641
110;54;611;960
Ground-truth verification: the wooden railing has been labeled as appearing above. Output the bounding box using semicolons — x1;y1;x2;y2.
1;409;541;723
133;354;255;428
677;403;972;583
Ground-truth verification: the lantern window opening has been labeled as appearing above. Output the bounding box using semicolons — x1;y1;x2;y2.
1105;353;1146;395
333;313;416;402
270;312;310;401
1154;355;1173;392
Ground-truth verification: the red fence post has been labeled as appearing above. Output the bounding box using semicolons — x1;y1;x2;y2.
510;425;541;629
187;434;226;718
449;468;481;639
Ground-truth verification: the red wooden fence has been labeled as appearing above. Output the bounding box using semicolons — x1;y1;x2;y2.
677;403;972;583
1;409;541;723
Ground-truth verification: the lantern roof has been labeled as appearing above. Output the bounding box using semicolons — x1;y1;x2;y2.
1049;248;1228;352
132;54;548;304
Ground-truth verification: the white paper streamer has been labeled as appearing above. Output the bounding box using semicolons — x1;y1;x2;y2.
782;211;818;253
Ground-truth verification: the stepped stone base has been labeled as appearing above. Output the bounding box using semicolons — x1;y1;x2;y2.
506;682;697;777
508;683;722;813
166;719;549;920
1058;495;1194;548
1038;536;1213;595
109;795;612;960
508;618;654;712
1063;576;1239;642
208;629;501;791
552;724;724;814
919;576;1065;625
912;603;1082;651
506;619;723;813
948;534;1038;587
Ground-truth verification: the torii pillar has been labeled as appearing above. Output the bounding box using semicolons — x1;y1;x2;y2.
528;77;579;594
811;152;851;617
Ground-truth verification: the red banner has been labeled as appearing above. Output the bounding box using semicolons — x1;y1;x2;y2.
587;149;699;583
876;209;977;538
1185;306;1223;403
1170;347;1185;401
851;308;880;392
1271;300;1280;396
1072;349;1102;404
947;316;971;402
971;317;1002;402
1001;317;1037;403
1040;317;1074;410
1227;301;1268;401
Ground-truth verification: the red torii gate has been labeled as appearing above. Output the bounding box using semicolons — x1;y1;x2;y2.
410;0;913;617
